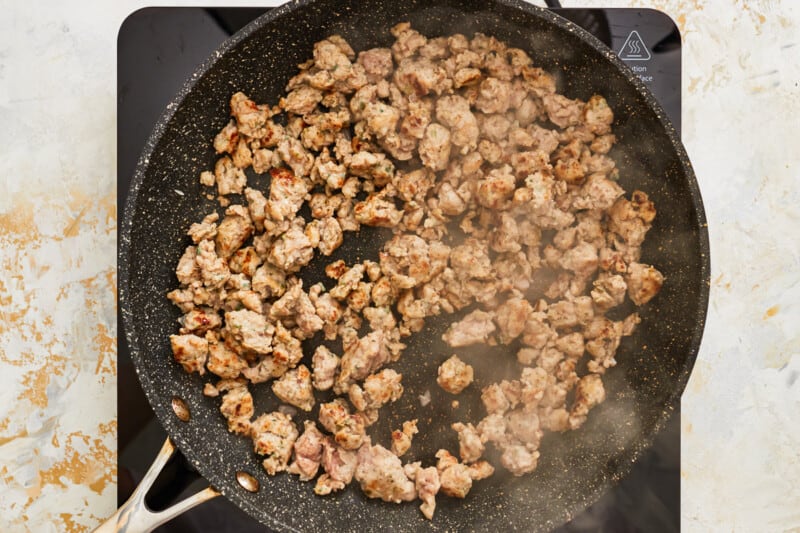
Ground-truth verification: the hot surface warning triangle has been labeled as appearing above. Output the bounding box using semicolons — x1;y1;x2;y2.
618;30;651;61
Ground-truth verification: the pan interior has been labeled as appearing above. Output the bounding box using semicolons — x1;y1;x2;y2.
118;0;709;531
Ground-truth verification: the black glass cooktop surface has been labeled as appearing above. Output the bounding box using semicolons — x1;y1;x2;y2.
117;7;682;532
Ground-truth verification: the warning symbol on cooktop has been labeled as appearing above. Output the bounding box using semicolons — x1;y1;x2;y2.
618;30;651;61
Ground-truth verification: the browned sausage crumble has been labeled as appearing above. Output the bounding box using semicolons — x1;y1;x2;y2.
168;23;663;520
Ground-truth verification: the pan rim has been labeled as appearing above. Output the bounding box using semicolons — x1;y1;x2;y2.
118;1;710;530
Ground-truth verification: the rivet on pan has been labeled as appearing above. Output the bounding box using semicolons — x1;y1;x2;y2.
236;471;260;493
171;396;191;422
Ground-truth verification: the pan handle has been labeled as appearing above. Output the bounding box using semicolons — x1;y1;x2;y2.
93;438;220;533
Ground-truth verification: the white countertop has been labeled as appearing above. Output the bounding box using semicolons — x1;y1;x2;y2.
0;0;797;531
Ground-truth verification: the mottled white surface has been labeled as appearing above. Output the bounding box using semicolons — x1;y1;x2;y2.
0;0;797;531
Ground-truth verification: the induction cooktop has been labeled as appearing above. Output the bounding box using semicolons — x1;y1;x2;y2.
117;6;682;532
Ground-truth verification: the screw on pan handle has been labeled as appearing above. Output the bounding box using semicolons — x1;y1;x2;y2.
92;438;220;533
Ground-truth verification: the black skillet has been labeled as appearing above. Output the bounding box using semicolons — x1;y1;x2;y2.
112;0;710;531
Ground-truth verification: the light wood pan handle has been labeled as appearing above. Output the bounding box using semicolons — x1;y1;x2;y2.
93;438;220;533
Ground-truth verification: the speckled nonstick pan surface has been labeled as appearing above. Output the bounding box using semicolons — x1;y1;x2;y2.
118;0;710;530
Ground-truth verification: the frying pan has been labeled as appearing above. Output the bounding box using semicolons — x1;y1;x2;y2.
111;0;710;530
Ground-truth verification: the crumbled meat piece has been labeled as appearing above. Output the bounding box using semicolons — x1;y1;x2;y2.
450;238;493;280
243;187;268;232
476;165;516;210
251;263;286;299
543;94;584;129
452;422;484;463
442;310;496;347
318;399;367;450
622;313;641;337
476;413;507;444
179;307;221;335
393;168;434;203
481;383;510;415
494;297;533;344
213;119;238;154
251;412;299;475
276;138;314;178
626;262;664;305
310;287;342;339
437;182;467;216
199;170;215;187
582;94;614;135
288;420;325;481
329;263;365;299
207;339;247;379
505;408;542;447
203;382;219;397
358;47;394;82
281;86;323;116
215;205;254;259
435;95;478;150
187;213;219;243
272;364;315;412
591;133;616;154
559;241;599;278
394;58;448;97
311;153;346;189
196;239;230;289
311;345;340;391
583;317;624;374
418;123;451;171
391;22;427;61
315;217;343;256
214;156;247;196
229;246;262;278
391;419;419;457
573;173;624;211
335;330;391;394
453;66;482;88
170;334;208;375
354;193;404;227
309;192;344;219
268;219;315;273
591;274;628;311
230;91;274;138
232;138;253;169
490;213;522;254
349;368;403;412
546;300;580;330
478;138;503;167
475;78;512;114
399;99;431;140
404;463;440;520
436;355;474;394
355;440;417;503
252;148;278;174
379;233;448;288
481;114;511;142
363;101;401;138
568;374;606;429
268;167;311;221
554;332;585;360
218;379;254;435
435;449;493;498
269;278;324;339
500;443;540;476
315;437;358;495
348;151;395;185
608;191;656;247
223;310;274;357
